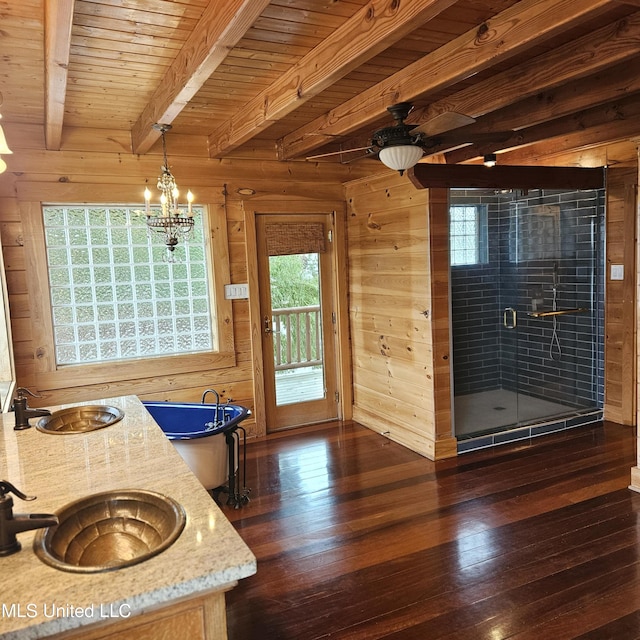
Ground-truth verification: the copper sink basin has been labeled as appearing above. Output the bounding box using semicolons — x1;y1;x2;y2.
33;490;186;573
36;405;124;434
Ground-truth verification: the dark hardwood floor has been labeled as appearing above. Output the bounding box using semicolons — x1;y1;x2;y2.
224;420;640;639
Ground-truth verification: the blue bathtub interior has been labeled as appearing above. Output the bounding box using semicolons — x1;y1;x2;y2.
143;400;251;508
142;401;249;439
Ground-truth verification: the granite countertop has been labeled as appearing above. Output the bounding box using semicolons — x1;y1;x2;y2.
0;395;257;639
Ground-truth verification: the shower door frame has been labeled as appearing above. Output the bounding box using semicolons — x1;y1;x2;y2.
449;187;605;440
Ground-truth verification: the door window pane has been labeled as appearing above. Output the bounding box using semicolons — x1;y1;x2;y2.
268;253;325;406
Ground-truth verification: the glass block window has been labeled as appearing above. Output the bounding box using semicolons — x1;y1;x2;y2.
449;205;488;266
42;205;213;366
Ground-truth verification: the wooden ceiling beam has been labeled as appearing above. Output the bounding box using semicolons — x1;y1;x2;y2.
444;92;640;163
45;0;75;151
414;10;640;128
407;163;605;190
463;58;640;136
413;60;640;158
278;0;620;160
490;118;640;165
131;0;270;155
207;0;459;158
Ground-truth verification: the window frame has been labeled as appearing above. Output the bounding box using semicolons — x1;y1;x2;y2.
19;183;235;393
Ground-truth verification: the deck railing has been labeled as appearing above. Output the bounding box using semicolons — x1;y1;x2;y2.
272;305;322;371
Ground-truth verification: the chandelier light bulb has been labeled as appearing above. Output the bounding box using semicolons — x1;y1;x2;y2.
144;187;151;214
187;190;194;216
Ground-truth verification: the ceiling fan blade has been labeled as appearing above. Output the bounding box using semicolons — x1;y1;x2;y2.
420;131;514;155
410;112;476;137
306;146;373;160
342;150;379;164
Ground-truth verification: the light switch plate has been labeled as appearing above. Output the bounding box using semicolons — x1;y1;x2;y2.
224;283;249;299
610;264;624;281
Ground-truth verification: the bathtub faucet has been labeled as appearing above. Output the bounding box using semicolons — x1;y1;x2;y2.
201;388;222;428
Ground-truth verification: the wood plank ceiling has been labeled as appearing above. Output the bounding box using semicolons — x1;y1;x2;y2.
3;0;640;169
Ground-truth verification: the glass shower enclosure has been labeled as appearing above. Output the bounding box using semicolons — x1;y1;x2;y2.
450;188;604;443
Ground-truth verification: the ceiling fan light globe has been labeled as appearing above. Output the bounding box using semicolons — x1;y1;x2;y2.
378;145;424;173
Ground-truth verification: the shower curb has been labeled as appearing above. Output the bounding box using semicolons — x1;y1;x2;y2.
456;409;603;454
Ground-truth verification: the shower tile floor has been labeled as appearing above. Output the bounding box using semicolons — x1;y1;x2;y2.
454;388;574;437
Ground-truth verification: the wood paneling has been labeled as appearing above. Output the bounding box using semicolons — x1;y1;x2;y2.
605;166;638;425
278;0;622;160
427;188;456;456
0;126;637;463
210;0;460;157
0;128;360;439
346;173;456;460
2;0;640;458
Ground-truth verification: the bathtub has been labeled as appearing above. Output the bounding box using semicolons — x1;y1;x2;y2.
143;401;250;491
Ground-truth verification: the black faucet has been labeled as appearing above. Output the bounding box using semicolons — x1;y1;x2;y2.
0;480;58;556
201;388;222;428
11;387;51;431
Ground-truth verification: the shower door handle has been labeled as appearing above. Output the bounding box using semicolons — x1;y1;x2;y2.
503;307;517;329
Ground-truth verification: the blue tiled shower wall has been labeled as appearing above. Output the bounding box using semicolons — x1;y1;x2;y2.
450;188;605;420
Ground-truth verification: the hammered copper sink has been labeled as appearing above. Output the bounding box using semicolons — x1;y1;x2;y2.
36;405;124;434
33;490;186;573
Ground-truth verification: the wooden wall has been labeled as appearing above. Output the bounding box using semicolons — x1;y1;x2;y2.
626;146;640;491
0;125;368;438
345;172;457;460
0;123;638;454
347;161;639;462
605;166;638;425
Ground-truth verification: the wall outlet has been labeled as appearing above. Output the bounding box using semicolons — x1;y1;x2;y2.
224;283;249;299
610;264;624;281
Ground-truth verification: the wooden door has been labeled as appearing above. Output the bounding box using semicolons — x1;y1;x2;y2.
256;213;338;432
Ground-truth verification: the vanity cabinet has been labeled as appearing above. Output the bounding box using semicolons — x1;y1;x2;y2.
49;589;231;640
0;395;256;640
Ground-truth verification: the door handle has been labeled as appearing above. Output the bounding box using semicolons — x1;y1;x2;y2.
503;307;517;329
263;316;280;335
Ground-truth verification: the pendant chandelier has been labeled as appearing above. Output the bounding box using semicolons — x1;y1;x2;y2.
142;123;195;259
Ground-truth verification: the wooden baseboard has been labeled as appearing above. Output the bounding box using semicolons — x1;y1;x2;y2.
629;466;640;493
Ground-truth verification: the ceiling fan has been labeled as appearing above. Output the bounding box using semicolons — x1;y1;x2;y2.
306;102;478;175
